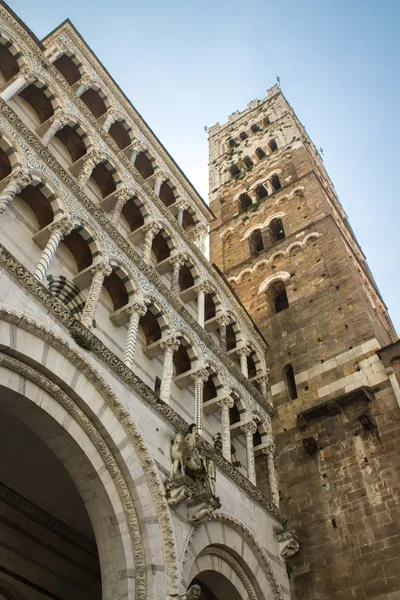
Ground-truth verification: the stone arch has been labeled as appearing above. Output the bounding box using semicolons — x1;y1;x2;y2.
80;84;110;119
17;77;60;125
0;310;181;596
0;30;27;86
108;116;133;150
0;131;24;177
14;174;67;232
59;220;104;276
104;259;138;311
181;513;283;599
242;213;286;241
258;271;291;295
52;115;91;164
135;149;155;179
53;52;83;86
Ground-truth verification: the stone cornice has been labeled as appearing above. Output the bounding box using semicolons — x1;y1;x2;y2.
0;100;271;414
0;255;286;524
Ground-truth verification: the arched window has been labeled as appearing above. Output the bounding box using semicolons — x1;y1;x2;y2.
284;364;298;400
54;124;87;164
270;174;281;191
239;131;248;141
159;181;176;207
269;139;278;152
230;164;240;177
250;123;260;133
268;218;285;244
108;120;131;150
80;87;108;118
18;83;55;124
249;229;264;255
256;147;266;160
266;280;289;314
243;156;253;168
0;43;20;84
135;151;154;179
238;193;252;212
263;116;271;127
255;184;268;200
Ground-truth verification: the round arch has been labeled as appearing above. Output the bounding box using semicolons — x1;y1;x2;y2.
0;310;181;597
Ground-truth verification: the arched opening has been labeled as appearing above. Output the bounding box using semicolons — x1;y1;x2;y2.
239;131;248;141
121;196;145;232
159;181;176;207
140;310;162;345
247;352;257;379
249;229;264;255
229;164;240;177
54;124;87;164
255;184;268;200
61;228;93;273
89;162;116;199
268;217;285;244
179;263;195;292
0;146;12;181
80;88;107;118
250;123;260;134
0;43;19;84
270;174;281;191
243;156;253;168
204;293;216;322
226;323;237;352
152;231;171;263
53;53;81;86
238;193;251;212
108;120;131;150
229;402;241;425
263;115;271;126
284;363;298;400
103;269;129;312
256;147;266;160
173;343;192;376
18;184;54;230
135;152;154;179
17;82;55;124
268;139;278;152
203;375;217;403
181;209;196;231
266;280;289;314
0;391;102;599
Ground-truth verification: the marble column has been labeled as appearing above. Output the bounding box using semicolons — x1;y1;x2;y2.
129;147;139;166
170;254;186;296
123;301;147;369
103;110;116;132
263;444;279;506
111;189;131;224
197;282;211;328
191;368;209;433
241;420;257;485
159;336;180;404
258;370;271;402
0;67;34;101
0;170;32;215
217;314;230;353
237;345;251;378
141;223;160;263
81;263;112;328
154;174;164;196
78;152;100;186
177;206;185;227
41;114;70;147
33;218;73;282
76;77;92;98
217;395;234;461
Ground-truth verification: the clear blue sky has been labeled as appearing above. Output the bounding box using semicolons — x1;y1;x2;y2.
8;0;400;333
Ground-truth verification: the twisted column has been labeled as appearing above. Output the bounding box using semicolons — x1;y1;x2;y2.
78;152;100;186
0;170;32;215
111;189;131;224
81;263;112;328
33;218;73;282
237;345;252;378
191;368;209;433
0;66;35;101
141;222;160;263
41;114;70;146
263;444;279;506
217;395;234;461
170;254;186;296
217;314;230;353
123;301;147;369
241;420;257;485
159;336;180;404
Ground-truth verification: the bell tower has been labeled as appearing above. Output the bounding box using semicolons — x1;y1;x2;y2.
209;86;400;598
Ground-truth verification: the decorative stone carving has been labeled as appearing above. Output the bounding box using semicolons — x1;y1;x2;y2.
167;584;202;600
277;530;301;559
166;425;220;521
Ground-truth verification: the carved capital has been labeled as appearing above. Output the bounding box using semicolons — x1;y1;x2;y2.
91;262;112;278
48;217;74;236
236;344;252;357
170;252;187;269
20;65;36;84
197;280;213;295
114;188;132;203
277;530;301;559
160;336;180;352
126;301;147;318
143;221;161;236
191;367;209;384
217;395;234;410
216;314;231;327
262;443;276;456
240;420;257;436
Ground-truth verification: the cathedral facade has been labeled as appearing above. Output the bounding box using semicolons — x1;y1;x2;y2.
0;1;398;600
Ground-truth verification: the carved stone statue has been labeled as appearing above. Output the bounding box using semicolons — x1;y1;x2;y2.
166;424;220;522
